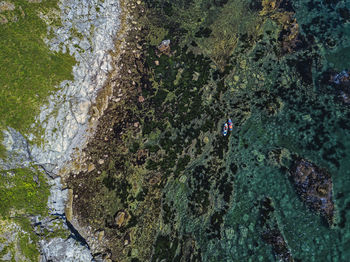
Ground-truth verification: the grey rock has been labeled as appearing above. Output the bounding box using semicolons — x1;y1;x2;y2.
0;1;15;12
40;238;93;262
1;0;122;260
1;251;12;261
47;177;68;215
0;127;31;170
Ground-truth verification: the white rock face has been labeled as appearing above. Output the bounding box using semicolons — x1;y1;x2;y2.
40;238;93;262
1;0;122;261
30;0;121;175
47;177;69;215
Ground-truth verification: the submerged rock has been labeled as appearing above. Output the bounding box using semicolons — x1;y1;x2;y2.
330;70;350;104
290;158;334;225
259;197;294;262
157;39;171;55
114;210;127;228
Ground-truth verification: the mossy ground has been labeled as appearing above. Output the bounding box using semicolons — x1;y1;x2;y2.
0;1;75;260
0;167;49;217
0;167;50;261
0;0;75;155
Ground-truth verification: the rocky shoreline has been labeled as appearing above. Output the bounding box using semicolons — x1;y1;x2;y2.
0;0;132;260
64;1;148;259
2;0;350;261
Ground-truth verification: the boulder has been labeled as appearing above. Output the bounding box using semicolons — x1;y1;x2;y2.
40;237;92;262
290;158;334;225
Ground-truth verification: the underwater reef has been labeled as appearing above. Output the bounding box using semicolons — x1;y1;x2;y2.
65;0;350;261
0;0;122;260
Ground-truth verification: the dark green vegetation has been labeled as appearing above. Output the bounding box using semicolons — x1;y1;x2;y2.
69;0;350;261
0;0;75;154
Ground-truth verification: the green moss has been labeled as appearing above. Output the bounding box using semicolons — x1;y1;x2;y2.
0;167;50;217
0;238;10;257
0;0;75;151
19;233;39;261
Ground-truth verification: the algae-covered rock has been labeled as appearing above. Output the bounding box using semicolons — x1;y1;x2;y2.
259;197;294;262
290;158;335;225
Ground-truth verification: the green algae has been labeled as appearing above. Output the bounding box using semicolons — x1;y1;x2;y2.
138;0;350;260
0;217;43;262
0;0;75;153
65;0;350;261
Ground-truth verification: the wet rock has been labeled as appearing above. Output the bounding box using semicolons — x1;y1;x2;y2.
97;230;104;241
259;197;294;262
138;95;145;102
87;163;95;172
65;189;74;221
136;149;147;165
330;70;350;103
114;210;128;228
290;158;334;225
157;39;171;55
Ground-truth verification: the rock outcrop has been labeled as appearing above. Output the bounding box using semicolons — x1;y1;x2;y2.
290;158;334;225
31;0;122;175
39;237;92;262
1;0;123;261
259;197;294;262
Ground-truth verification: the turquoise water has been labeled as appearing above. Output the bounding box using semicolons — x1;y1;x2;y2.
66;1;350;261
145;0;350;261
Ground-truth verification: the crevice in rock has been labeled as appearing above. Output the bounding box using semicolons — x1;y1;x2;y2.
66;218;90;249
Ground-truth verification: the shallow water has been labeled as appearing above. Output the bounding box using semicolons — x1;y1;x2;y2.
152;0;350;261
66;0;350;260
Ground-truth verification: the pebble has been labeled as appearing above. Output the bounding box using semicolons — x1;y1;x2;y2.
87;163;95;172
115;211;126;227
138;96;145;103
